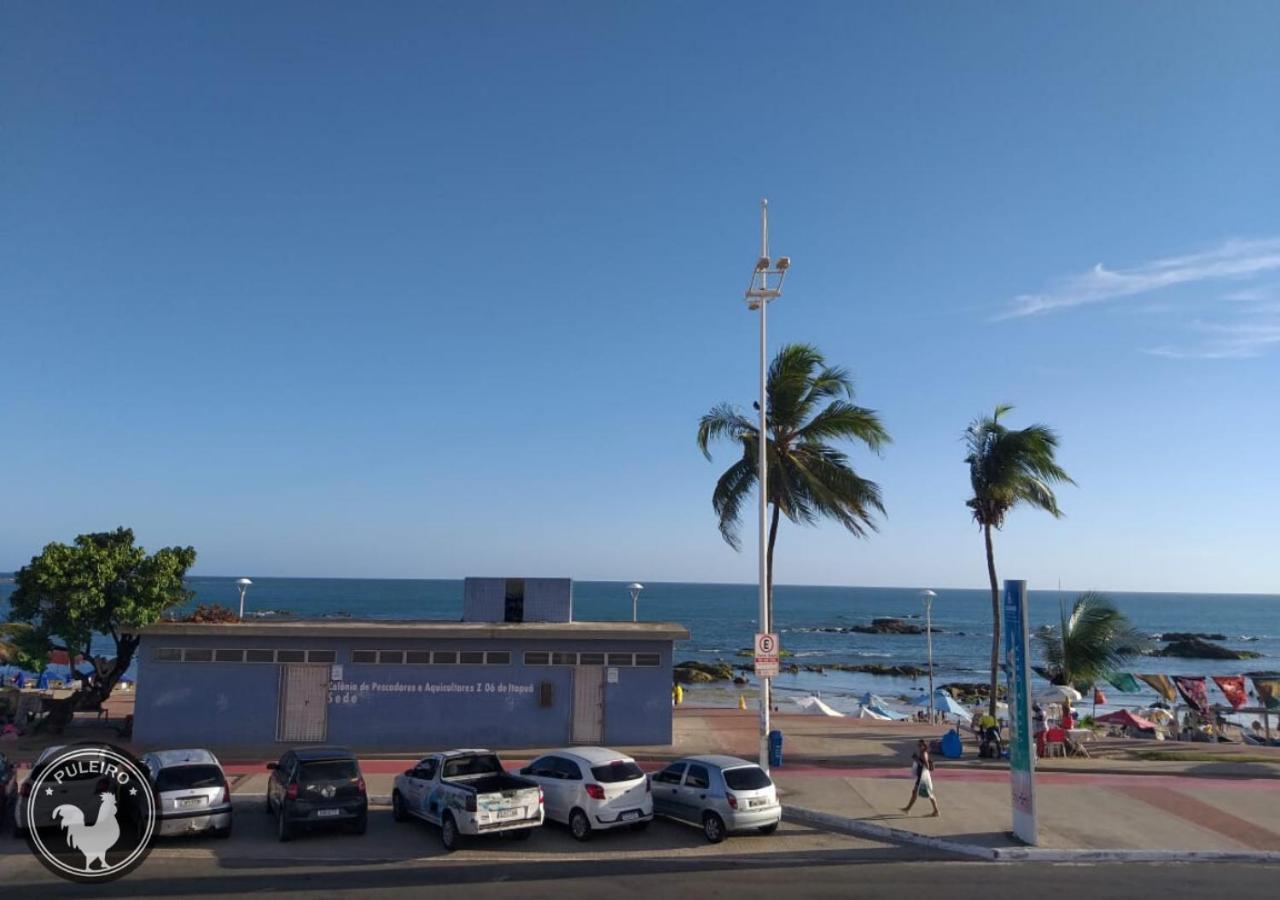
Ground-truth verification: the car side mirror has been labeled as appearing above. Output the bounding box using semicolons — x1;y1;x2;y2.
266;762;278;770
405;769;416;777
519;767;531;776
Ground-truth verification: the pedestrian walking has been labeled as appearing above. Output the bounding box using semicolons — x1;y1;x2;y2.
901;739;940;817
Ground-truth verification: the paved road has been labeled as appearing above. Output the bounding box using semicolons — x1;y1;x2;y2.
6;854;1279;899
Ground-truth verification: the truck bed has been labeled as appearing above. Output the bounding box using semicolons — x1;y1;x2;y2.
447;772;536;795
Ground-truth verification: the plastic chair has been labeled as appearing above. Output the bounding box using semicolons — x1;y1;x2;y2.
1044;728;1067;758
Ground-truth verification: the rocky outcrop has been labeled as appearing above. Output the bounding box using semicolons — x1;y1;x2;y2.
941;682;1007;704
848;618;942;636
673;660;735;683
1157;632;1227;642
1156;639;1261;660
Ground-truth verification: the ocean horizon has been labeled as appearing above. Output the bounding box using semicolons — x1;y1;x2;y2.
3;576;1275;716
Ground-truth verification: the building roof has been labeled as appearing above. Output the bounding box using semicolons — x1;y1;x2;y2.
138;619;689;642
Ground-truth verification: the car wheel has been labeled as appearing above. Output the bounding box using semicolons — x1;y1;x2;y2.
569;808;592;842
392;791;407;823
215;823;233;840
702;812;726;844
630;819;651;832
509;828;532;841
276;808;293;843
440;813;459;852
757;821;779;835
264;793;273;815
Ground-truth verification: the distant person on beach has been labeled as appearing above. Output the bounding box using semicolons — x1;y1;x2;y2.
901;739;940;817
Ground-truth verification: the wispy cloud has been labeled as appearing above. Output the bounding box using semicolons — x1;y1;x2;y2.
1145;318;1280;360
999;237;1280;320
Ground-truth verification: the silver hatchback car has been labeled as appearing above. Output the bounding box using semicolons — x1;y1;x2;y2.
141;749;233;839
650;755;781;843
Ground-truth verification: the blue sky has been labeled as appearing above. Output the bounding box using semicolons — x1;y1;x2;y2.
3;2;1278;593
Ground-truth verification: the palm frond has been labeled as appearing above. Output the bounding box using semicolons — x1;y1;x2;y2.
697;403;756;461
1034;592;1147;686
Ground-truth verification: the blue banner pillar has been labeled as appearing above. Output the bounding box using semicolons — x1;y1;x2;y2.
1002;579;1037;845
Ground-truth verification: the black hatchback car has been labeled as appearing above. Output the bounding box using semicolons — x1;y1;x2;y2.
265;747;367;841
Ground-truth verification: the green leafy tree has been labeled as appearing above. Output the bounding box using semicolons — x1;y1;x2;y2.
1035;592;1149;714
697;343;889;629
965;405;1075;717
7;527;196;732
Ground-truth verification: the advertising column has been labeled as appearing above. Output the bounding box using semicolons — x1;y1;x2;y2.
1002;579;1037;845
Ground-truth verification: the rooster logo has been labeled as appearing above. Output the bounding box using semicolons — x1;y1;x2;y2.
52;793;122;871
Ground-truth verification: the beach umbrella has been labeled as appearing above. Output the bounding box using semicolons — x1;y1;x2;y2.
1037;685;1083;704
1147;708;1173;723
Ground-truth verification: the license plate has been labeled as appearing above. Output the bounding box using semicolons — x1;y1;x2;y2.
498;808;520;820
316;808;341;818
749;798;767;808
177;797;206;809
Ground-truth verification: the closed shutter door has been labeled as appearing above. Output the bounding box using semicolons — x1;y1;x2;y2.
571;666;604;744
277;665;330;742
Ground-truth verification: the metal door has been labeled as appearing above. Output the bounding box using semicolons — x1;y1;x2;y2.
571;666;604;744
277;665;329;742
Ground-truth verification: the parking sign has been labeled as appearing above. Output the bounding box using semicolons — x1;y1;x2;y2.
754;632;780;678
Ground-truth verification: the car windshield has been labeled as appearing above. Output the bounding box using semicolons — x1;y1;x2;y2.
443;754;503;779
155;765;223;792
590;761;644;783
300;760;359;783
723;766;772;791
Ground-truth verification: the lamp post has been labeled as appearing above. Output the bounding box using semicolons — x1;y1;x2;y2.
628;583;644;622
236;578;253;621
921;589;937;723
745;199;790;770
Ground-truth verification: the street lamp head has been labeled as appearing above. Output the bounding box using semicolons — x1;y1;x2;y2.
775;256;790;271
755;256;770;272
920;589;936;598
236;578;253;588
628;583;644;592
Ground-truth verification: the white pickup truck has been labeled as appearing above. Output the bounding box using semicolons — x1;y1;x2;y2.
391;749;544;851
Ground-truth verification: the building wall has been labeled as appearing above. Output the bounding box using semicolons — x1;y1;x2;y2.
461;578;572;623
134;634;671;749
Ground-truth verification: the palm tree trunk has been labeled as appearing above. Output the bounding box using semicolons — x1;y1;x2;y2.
766;502;781;633
984;523;1000;718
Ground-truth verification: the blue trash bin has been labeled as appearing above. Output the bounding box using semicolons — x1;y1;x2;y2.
768;729;784;767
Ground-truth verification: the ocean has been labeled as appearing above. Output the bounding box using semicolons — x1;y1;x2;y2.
3;577;1276;715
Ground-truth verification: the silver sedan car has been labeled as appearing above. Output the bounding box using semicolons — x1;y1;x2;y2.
650;754;781;843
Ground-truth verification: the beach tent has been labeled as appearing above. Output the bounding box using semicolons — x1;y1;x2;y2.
913;691;968;718
855;705;891;720
1096;709;1157;730
793;695;845;717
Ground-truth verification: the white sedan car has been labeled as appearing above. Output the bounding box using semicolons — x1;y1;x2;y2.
518;748;652;841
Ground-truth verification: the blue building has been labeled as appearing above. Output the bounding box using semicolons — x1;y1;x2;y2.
133;578;688;749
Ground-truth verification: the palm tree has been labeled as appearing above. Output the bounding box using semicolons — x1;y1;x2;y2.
965;405;1074;716
1035;592;1148;715
697;343;889;629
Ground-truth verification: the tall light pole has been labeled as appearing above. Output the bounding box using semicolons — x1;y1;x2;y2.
628;583;644;622
745;199;790;770
921;589;937;723
237;578;253;621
